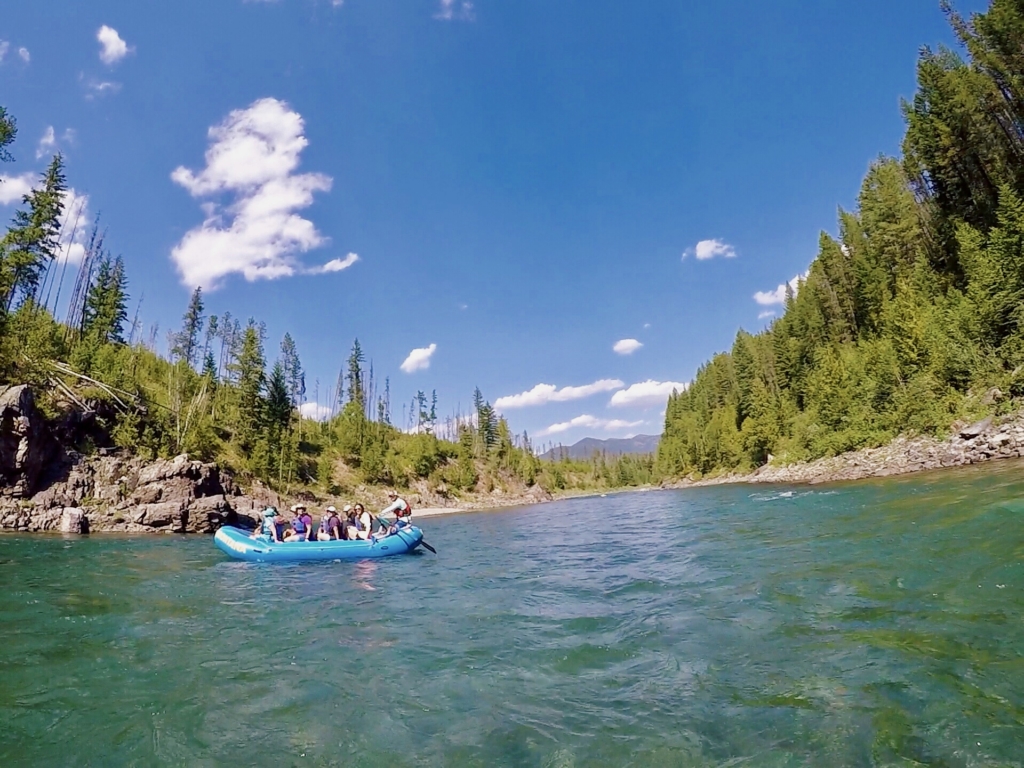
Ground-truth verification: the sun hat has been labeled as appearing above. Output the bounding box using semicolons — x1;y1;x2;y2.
326;505;337;513
387;490;398;498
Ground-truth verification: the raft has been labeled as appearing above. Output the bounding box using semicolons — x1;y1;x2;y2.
213;525;424;563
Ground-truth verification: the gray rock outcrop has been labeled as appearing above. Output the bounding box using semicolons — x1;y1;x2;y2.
0;385;55;498
0;452;266;534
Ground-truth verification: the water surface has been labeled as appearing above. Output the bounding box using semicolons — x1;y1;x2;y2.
3;461;1024;765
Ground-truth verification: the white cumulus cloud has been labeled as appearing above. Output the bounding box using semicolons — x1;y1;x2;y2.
538;414;645;437
299;402;332;422
36;126;55;159
495;379;624;410
401;343;437;374
436;0;474;20
97;25;133;65
56;189;91;266
613;338;643;355
81;75;121;99
17;47;29;63
313;253;359;273
170;98;346;289
609;380;687;408
754;272;806;306
684;238;736;261
0;172;34;205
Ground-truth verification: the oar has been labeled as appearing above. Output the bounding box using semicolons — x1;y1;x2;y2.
378;514;436;554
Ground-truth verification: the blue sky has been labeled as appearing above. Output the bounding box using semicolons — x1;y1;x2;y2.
0;0;987;449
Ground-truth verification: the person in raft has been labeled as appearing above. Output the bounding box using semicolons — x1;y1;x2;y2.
355;503;374;540
317;505;343;541
342;504;356;540
380;490;413;529
251;506;281;542
284;503;313;542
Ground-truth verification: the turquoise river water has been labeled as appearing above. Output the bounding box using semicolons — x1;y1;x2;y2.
3;461;1024;766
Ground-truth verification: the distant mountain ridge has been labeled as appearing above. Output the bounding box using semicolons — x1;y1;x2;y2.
539;434;660;461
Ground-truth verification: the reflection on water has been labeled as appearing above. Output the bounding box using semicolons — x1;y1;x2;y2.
3;459;1024;765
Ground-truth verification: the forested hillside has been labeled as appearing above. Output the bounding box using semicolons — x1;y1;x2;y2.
0;104;656;500
657;0;1024;479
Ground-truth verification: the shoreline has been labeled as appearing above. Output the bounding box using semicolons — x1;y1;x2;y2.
664;410;1024;490
423;410;1024;518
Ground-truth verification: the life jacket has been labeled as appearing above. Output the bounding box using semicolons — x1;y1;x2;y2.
395;499;412;518
320;515;334;533
293;515;307;534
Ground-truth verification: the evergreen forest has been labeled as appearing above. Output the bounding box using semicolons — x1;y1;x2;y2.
657;0;1024;479
0;105;653;500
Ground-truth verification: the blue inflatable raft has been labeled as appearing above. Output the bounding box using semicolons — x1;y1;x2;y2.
214;525;424;563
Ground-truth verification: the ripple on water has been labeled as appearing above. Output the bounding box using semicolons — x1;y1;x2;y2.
5;465;1024;763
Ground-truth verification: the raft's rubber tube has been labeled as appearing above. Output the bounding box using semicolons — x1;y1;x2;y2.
214;525;423;563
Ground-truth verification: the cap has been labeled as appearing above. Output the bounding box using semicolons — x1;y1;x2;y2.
343;504;353;513
326;505;337;513
387;490;398;498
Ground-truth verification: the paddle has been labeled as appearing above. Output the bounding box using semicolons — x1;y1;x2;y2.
377;514;436;554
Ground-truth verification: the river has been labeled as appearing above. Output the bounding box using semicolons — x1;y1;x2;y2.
2;460;1024;766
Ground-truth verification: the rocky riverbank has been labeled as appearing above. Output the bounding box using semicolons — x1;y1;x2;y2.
0;383;557;534
665;410;1024;488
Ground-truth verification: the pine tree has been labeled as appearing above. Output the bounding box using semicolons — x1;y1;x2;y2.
346;338;365;409
172;287;204;367
280;333;305;407
0;154;67;310
473;387;498;453
82;255;128;344
0;106;16;164
265;361;292;433
232;321;266;451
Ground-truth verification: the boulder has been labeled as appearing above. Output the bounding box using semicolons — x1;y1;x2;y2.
60;507;88;534
960;417;993;439
0;385;55;498
132;501;183;528
981;387;1005;406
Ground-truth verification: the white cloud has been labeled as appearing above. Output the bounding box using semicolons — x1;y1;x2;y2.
758;310;776;320
0;172;34;205
538;414;645;437
97;25;133;65
36;126;55;159
313;252;359;273
754;272;806;306
683;238;736;261
56;189;91;266
613;338;643;355
170;98;338;289
0;42;8;63
17;47;29;63
299;402;332;422
81;75;121;98
495;379;624;410
643;322;651;329
435;0;474;20
609;379;688;408
400;343;437;374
